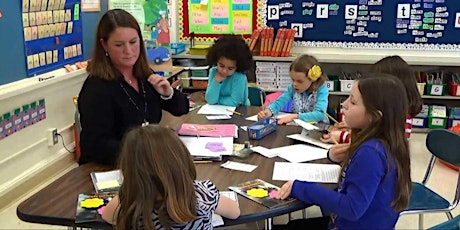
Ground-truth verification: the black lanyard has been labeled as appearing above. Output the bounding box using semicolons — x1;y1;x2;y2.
119;80;149;126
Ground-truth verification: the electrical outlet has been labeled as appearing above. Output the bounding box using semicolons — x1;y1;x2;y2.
47;128;58;146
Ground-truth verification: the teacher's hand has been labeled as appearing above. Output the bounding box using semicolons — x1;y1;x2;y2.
147;74;173;97
275;180;294;200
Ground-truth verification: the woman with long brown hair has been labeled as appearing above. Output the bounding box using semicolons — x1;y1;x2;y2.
78;9;188;166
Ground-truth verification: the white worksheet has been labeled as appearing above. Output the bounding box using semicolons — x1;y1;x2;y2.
272;162;341;183
271;144;328;163
198;104;236;115
221;161;258;172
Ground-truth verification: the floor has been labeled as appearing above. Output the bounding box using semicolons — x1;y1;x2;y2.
0;133;457;229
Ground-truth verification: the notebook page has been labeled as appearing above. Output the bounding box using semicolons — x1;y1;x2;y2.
272;162;340;183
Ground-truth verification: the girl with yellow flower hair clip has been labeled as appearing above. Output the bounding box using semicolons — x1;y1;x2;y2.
258;54;329;125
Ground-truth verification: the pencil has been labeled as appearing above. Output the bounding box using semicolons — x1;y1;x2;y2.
330;135;339;145
194;161;213;164
260;93;264;110
324;112;339;125
226;109;242;116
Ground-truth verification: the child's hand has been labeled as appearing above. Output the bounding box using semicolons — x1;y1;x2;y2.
277;114;296;125
214;72;226;83
257;110;272;120
335;121;347;128
275;180;294;200
328;143;350;163
320;130;342;144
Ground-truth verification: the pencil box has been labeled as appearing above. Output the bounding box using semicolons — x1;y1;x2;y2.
247;117;277;140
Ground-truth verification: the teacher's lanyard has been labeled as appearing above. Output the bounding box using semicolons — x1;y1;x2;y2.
119;80;149;126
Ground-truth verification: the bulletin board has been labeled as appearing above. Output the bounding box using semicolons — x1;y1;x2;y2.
264;0;460;50
179;0;263;42
22;0;84;76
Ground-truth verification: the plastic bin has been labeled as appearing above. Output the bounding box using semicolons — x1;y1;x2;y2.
412;105;429;128
247;117;277;140
339;80;355;92
428;105;447;129
189;44;211;55
416;82;426;95
170;42;186;55
448;82;460;96
426;83;446;96
325;75;339;92
191;77;208;88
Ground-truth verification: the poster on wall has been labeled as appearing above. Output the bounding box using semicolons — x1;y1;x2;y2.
21;0;84;76
109;0;171;48
264;0;460;50
188;0;253;35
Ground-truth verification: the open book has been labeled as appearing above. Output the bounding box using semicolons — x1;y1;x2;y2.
75;193;116;223
90;170;123;193
229;179;295;208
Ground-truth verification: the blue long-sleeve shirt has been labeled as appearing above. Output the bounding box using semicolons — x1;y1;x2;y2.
266;83;328;122
291;139;400;230
205;67;250;106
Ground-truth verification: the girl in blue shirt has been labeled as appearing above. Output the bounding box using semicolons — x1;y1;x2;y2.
257;54;329;125
205;35;253;106
275;75;412;230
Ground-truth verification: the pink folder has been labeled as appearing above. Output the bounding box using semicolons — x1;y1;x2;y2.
178;123;238;138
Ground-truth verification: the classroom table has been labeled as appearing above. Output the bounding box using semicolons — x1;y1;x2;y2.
17;106;333;229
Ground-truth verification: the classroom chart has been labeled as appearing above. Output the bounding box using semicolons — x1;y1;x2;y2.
264;0;460;50
188;0;252;34
21;0;84;76
179;0;263;42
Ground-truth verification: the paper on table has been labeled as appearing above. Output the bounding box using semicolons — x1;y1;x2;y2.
250;146;278;158
206;115;231;120
272;162;341;183
198;104;236;115
287;132;333;150
294;119;319;130
212;191;239;227
221;161;258;172
271;144;328;163
179;136;234;156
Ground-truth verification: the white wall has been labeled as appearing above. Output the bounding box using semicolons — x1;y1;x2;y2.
0;68;87;209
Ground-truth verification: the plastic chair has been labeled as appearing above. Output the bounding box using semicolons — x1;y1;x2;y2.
248;86;266;106
400;129;460;229
428;214;460;230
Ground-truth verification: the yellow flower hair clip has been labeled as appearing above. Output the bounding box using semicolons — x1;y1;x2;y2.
308;65;322;81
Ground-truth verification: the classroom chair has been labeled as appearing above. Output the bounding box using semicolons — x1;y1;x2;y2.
400;129;460;230
248;86;266;106
428;214;460;230
73;97;82;163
